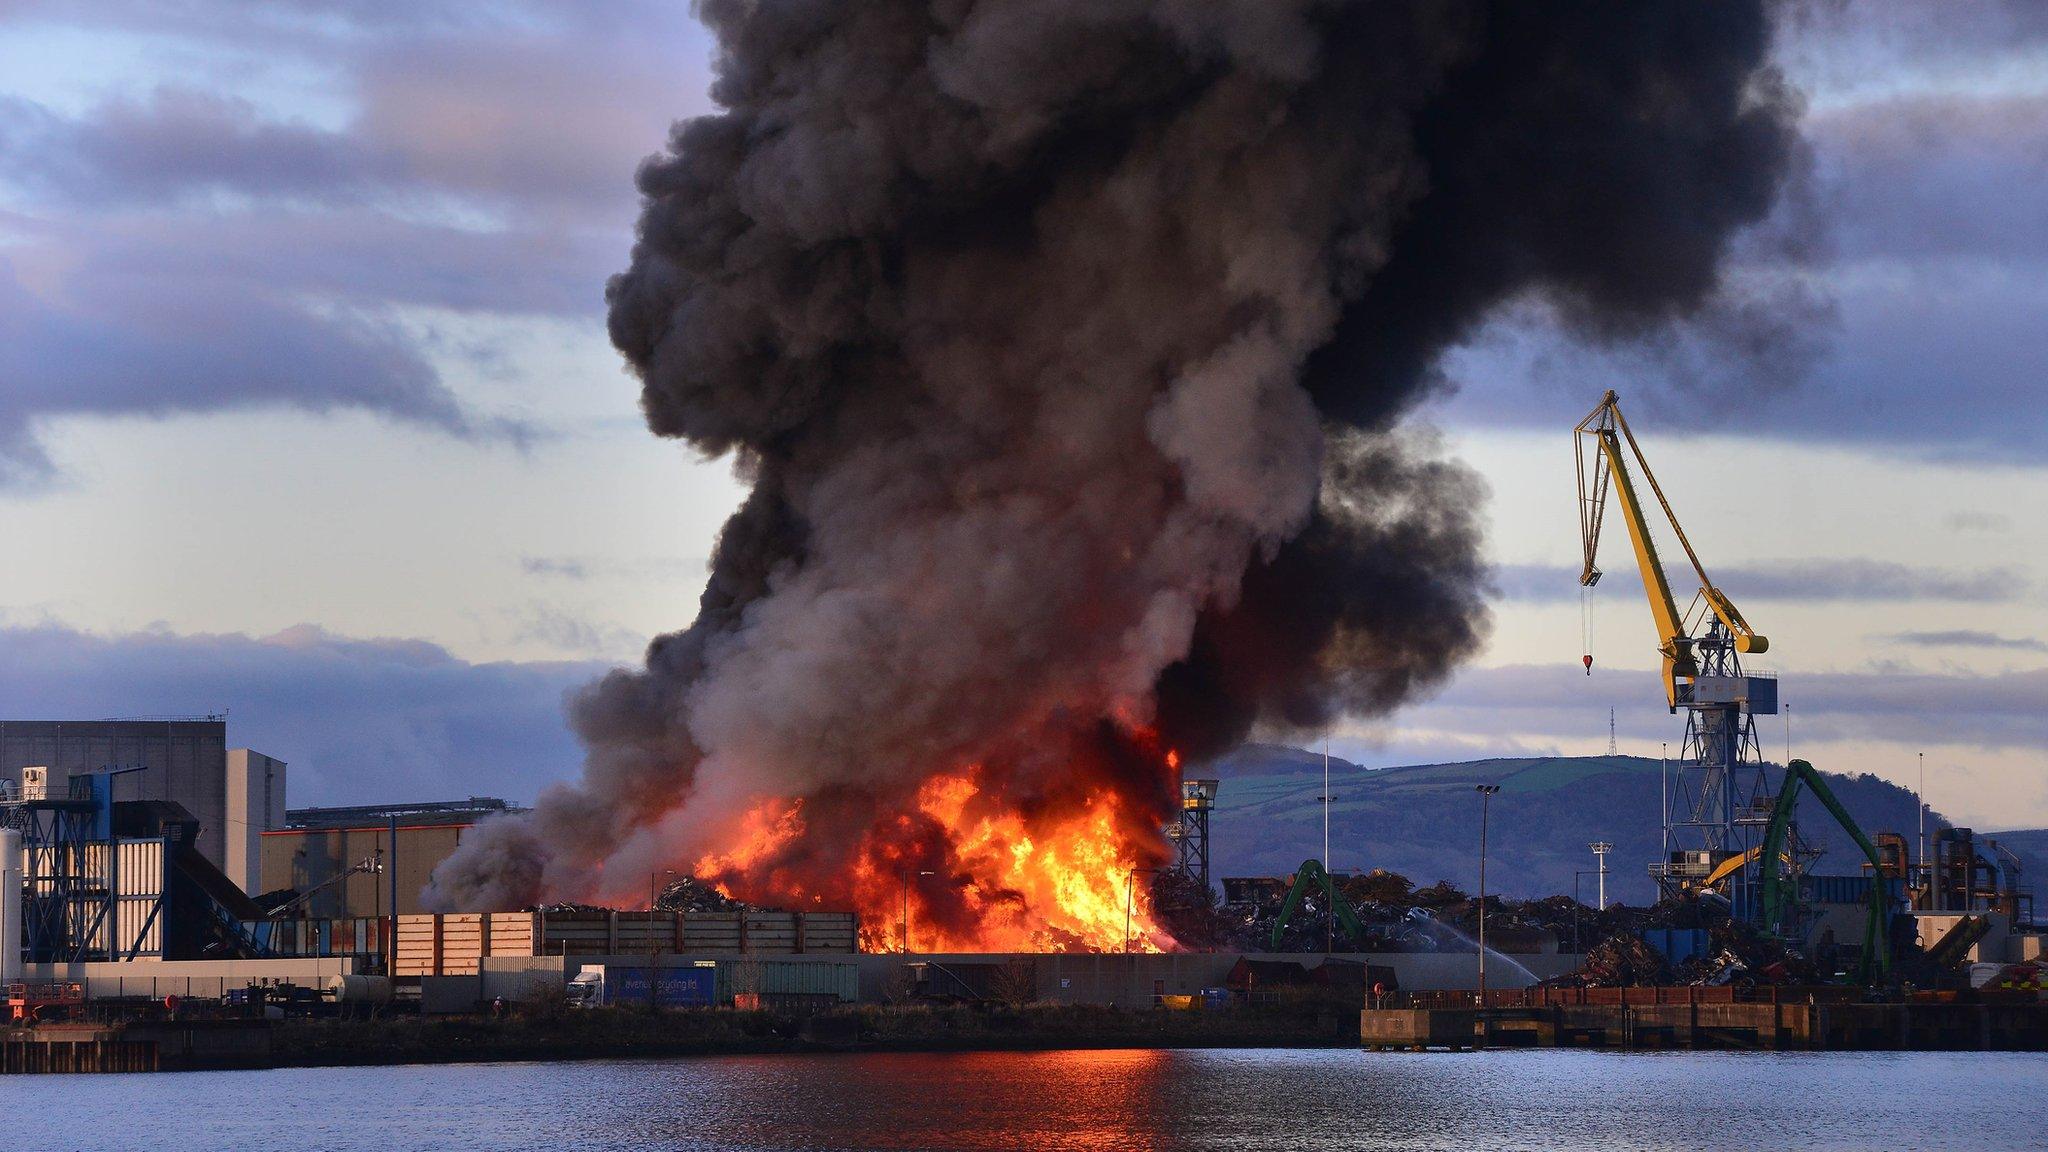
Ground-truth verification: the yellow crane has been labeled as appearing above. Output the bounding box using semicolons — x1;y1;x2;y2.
1576;390;1786;908
1574;390;1767;713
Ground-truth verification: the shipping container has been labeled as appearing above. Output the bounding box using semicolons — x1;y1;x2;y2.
1642;927;1710;966
726;959;860;1003
733;991;840;1013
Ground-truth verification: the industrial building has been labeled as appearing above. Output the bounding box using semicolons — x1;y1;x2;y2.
0;718;285;895
225;750;286;902
259;797;525;919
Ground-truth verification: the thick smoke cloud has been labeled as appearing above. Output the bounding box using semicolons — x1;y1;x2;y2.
428;1;1800;935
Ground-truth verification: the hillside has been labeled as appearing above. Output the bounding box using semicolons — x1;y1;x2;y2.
1989;829;2048;873
1200;746;2031;906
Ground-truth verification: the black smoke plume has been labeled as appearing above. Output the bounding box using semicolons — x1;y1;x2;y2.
428;1;1801;941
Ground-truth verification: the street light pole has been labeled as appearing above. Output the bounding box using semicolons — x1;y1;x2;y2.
1918;751;1927;902
1660;741;1669;862
1475;784;1500;1006
1572;869;1600;955
1321;741;1333;953
1589;841;1612;911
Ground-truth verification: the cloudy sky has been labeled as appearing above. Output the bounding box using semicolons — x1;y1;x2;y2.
0;2;2042;829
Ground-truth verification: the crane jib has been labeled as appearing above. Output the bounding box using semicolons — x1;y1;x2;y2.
1573;392;1767;703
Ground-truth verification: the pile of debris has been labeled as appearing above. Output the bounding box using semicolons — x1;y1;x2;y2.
1211;869;1582;955
653;875;763;914
1543;896;1823;988
530;901;611;915
524;876;775;917
1572;932;1672;986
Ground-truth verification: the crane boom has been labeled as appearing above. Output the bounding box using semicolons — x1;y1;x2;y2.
1575;390;1767;710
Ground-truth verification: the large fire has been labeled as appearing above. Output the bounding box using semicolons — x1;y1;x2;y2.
690;742;1181;953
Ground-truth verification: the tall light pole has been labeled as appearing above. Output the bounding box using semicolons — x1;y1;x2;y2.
1475;784;1500;1005
901;870;934;954
1321;740;1332;872
1589;842;1612;911
1321;740;1333;953
1918;751;1927;902
1659;742;1669;861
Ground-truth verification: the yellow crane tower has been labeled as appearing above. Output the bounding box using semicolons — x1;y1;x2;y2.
1574;390;1782;911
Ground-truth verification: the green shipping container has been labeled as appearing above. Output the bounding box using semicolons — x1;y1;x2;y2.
719;959;859;1003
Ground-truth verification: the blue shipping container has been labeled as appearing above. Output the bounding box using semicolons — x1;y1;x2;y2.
607;966;716;1008
1642;928;1710;967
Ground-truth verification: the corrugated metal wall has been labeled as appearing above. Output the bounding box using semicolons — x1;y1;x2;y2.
22;837;167;960
259;825;466;917
111;840;165;958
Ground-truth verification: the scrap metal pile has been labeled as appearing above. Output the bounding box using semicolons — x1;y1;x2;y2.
1202;867;1821;987
654;876;763;914
529;876;771;917
1205;869;1586;955
1554;910;1822;989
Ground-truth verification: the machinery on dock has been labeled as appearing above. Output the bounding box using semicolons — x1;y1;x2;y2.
1758;760;1892;981
0;769;270;963
1268;859;1367;950
1575;390;1785;920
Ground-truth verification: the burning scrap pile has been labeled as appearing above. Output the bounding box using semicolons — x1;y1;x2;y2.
424;1;1803;953
654;876;759;915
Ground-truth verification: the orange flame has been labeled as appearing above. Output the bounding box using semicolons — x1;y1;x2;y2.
694;739;1182;953
852;769;1168;953
693;797;806;897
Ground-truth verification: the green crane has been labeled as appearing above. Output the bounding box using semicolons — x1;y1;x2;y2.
1268;859;1367;950
1759;760;1893;983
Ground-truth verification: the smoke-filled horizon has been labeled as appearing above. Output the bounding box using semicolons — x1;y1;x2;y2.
426;1;1802;947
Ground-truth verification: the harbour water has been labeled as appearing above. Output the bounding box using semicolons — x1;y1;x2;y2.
6;1047;2042;1150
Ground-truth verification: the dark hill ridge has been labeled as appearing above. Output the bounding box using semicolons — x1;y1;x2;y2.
1201;745;2033;906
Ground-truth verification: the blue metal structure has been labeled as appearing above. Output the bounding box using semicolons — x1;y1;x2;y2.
3;767;271;964
0;768;163;962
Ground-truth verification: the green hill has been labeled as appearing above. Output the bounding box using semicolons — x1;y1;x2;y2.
1201;746;2022;906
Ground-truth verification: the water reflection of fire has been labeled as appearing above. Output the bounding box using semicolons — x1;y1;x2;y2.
691;738;1181;953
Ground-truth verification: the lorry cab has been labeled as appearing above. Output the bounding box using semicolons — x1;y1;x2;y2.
566;965;606;1009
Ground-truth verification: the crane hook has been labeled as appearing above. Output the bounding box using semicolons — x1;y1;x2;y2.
1581;585;1595;675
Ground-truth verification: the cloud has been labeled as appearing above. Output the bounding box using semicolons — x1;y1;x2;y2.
5;1;2043;478
1882;629;2048;652
1945;511;2012;532
0;89;395;209
1496;559;2027;603
1428;6;2048;461
1405;661;2048;754
0;252;513;486
520;556;587;580
1811;92;2048;266
0;620;608;807
515;553;704;583
503;604;643;660
0;4;714;484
